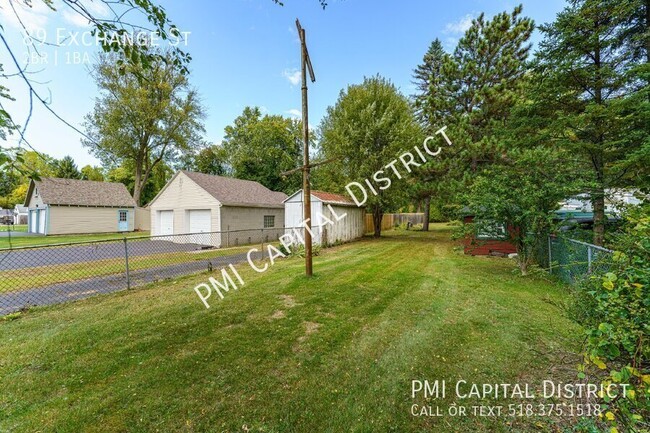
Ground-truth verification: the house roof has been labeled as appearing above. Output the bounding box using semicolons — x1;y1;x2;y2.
284;189;360;207
181;171;287;208
25;178;136;208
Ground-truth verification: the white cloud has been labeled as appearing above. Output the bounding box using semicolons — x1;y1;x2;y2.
282;68;301;86
285;108;301;118
0;0;51;32
62;9;92;27
444;14;474;35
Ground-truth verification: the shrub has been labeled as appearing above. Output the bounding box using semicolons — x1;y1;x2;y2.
570;206;650;431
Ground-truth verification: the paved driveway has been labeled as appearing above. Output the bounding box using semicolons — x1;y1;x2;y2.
0;239;210;271
0;249;264;316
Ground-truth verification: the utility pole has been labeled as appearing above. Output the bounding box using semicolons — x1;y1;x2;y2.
281;20;335;277
297;18;315;277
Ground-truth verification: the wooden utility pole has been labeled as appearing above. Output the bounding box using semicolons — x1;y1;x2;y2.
282;20;334;277
297;18;315;277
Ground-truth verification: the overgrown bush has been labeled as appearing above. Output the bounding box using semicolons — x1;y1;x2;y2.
570;206;650;432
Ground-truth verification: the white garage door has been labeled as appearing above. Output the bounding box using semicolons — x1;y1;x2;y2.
158;210;174;236
38;209;46;234
29;210;37;233
188;209;211;245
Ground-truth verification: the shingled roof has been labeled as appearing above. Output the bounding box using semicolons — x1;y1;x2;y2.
181;171;287;208
284;189;360;207
26;178;136;207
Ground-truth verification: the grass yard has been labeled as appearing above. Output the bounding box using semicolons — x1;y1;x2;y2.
0;225;27;233
0;230;149;249
0;224;582;432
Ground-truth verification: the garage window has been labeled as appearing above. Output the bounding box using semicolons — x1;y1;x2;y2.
263;215;275;228
119;210;128;222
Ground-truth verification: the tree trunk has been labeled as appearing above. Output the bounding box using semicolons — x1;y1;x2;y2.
422;196;431;231
592;187;606;246
372;204;383;238
133;164;143;206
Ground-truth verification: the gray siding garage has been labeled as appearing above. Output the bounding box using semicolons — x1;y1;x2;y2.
24;178;136;235
148;171;287;247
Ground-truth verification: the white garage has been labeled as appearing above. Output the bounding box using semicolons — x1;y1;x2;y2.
283;190;365;246
148;171;287;247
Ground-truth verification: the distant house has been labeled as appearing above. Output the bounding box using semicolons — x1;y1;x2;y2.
284;190;365;246
0;209;13;225
24;178;136;235
148;171;287;247
14;205;28;225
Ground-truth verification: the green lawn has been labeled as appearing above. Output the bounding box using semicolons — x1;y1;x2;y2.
0;225;582;432
0;230;149;249
0;224;27;233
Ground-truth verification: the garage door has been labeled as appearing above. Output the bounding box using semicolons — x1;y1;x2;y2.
38;209;46;234
188;209;211;245
158;210;174;236
29;210;37;233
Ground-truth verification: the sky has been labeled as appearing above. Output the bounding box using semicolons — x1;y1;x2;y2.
1;0;568;168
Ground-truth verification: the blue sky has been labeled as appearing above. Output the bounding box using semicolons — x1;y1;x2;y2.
1;0;568;167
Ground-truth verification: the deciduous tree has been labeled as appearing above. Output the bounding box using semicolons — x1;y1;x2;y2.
83;51;206;205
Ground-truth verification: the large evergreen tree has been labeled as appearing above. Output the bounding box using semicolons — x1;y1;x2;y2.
55;156;82;179
535;0;645;245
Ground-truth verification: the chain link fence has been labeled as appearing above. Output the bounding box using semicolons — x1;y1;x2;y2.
0;227;312;316
535;234;613;285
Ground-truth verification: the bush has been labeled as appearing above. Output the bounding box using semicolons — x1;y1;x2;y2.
570;206;650;431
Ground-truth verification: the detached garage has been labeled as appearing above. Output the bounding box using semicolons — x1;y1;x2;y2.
24;178;136;235
284;190;365;246
148;170;287;247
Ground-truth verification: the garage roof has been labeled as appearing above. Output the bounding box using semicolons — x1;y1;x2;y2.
25;178;137;208
284;189;360;207
181;171;288;208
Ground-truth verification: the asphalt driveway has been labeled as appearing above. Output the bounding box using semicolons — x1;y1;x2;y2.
0;248;264;316
0;239;210;271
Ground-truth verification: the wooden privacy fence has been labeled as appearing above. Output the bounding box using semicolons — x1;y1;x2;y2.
364;213;425;233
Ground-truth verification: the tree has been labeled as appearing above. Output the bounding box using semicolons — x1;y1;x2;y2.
80;165;105;182
411;39;452;230
412;8;534;230
180;145;228;176
222;107;303;194
535;0;645;245
55;156;82;179
318;76;421;237
83;51;206;205
442;6;534;178
464;146;579;275
411;39;449;129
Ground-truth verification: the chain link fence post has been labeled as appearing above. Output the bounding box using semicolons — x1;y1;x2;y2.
123;237;131;290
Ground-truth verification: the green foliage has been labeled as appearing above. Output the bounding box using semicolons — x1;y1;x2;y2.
83;50;205;205
463;147;580;275
570;206;650;431
222;107;302;194
181;145;228;176
80;165;105;182
533;0;648;244
317;76;421;236
55;156;82;179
